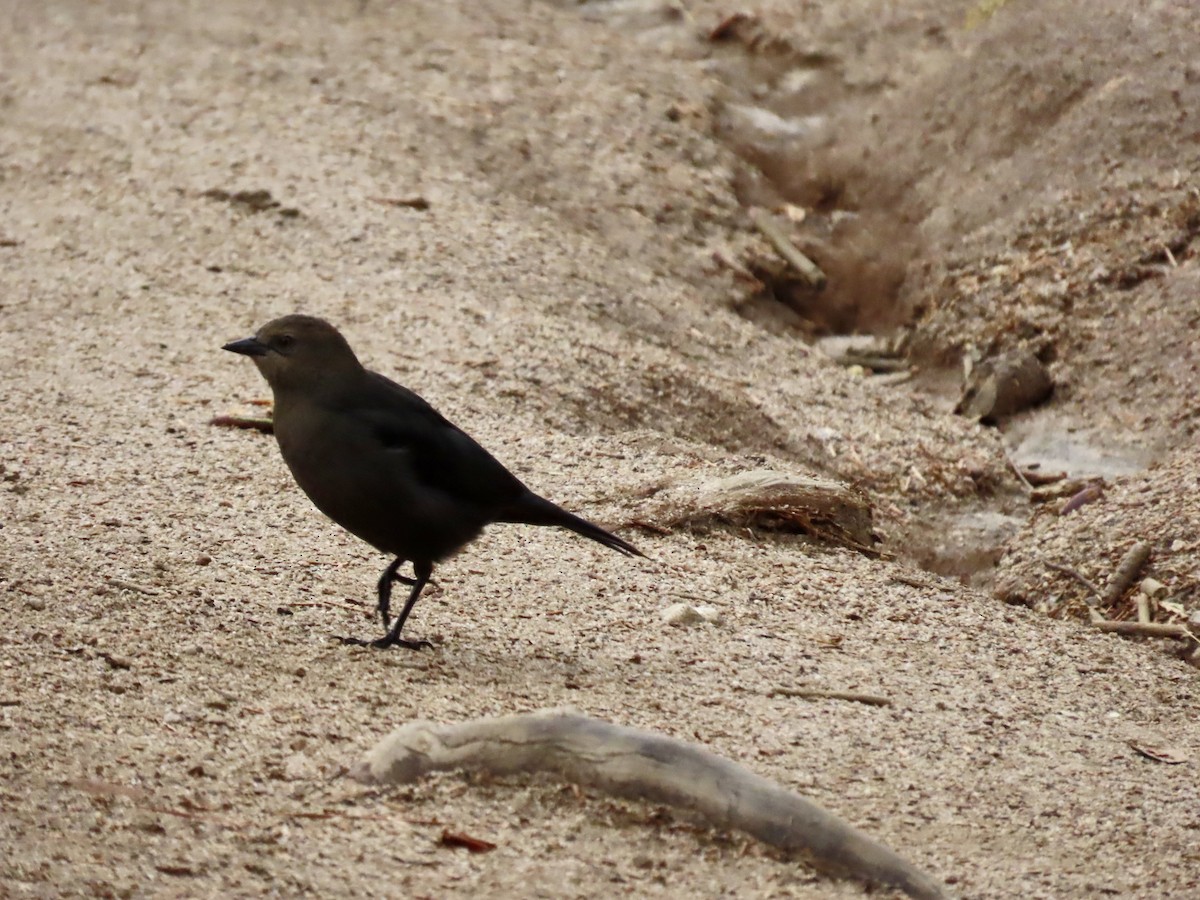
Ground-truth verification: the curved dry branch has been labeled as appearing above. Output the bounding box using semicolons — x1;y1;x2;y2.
352;710;945;900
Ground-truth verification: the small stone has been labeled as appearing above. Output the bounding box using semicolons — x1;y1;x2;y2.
101;652;133;670
662;603;701;625
195;554;212;566
1139;577;1167;600
662;603;719;626
284;753;311;780
25;597;46;611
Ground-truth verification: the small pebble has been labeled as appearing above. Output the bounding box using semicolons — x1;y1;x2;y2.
662;603;721;626
25;598;46;611
663;603;702;625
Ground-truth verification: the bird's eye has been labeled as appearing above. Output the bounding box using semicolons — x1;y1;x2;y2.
275;334;295;351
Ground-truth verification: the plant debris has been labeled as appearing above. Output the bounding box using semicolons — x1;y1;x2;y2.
438;829;497;853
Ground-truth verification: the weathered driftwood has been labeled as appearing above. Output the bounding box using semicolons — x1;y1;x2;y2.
631;469;877;554
352;711;945;900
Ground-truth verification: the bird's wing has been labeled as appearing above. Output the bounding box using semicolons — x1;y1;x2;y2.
348;371;529;509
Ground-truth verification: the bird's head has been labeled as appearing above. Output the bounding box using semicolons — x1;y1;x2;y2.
223;314;363;393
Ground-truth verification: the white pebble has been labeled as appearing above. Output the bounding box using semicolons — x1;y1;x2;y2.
662;603;703;626
662;603;721;626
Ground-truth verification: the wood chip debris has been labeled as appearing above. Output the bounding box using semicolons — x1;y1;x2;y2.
438;829;497;853
200;187;300;217
768;687;892;707
1128;741;1189;765
210;414;274;434
1060;483;1104;515
370;196;431;210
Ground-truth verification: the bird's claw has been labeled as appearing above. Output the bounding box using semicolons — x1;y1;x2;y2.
390;637;435;651
335;634;434;651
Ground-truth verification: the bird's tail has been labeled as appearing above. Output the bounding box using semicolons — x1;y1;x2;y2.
500;493;644;558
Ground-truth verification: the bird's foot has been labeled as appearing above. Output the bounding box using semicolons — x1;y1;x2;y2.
336;634;434;651
387;637;435;651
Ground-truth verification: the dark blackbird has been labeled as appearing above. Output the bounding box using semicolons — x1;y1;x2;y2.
223;314;642;649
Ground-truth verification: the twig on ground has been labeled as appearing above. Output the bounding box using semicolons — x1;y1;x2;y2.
768;687;892;707
627;517;673;536
369;196;430;210
834;353;910;374
1094;621;1194;639
871;370;915;386
277;600;365;613
68;779;247;829
1060;483;1103;515
105;577;160;597
1043;561;1102;603
711;249;763;285
1004;448;1034;492
749;208;827;289
439;830;497;853
1022;469;1067;487
210;415;274;434
890;573;936;590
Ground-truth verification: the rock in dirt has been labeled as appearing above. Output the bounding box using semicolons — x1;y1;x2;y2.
956;348;1052;422
662;603;721;626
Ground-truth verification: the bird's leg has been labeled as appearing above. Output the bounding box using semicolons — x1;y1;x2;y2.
341;561;433;650
375;557;416;628
371;560;433;650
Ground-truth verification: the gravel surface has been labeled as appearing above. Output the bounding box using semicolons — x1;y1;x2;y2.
2;2;1197;898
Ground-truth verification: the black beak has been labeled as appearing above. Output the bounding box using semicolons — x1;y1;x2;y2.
222;337;270;357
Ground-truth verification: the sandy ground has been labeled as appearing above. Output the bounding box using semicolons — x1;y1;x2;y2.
2;1;1198;898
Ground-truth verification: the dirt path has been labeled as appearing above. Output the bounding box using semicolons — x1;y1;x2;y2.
2;2;1197;898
